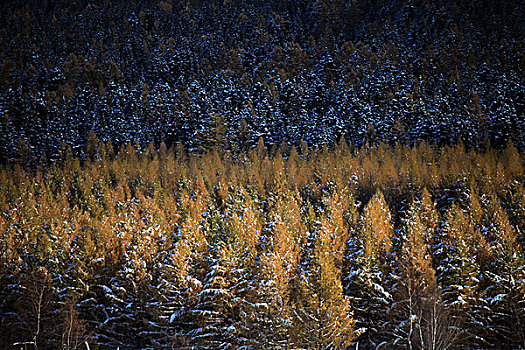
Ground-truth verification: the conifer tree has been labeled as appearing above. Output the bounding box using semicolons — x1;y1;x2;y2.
418;188;439;245
178;245;242;349
466;189;493;269
291;218;356;349
390;197;459;350
227;193;261;266
480;194;525;347
0;132;524;348
234;182;303;348
504;182;525;250
239;233;295;348
435;203;488;347
344;189;394;347
321;188;351;265
154;235;193;347
361;190;394;259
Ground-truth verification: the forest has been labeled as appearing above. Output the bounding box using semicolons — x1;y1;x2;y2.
0;140;524;348
0;0;524;348
0;0;524;162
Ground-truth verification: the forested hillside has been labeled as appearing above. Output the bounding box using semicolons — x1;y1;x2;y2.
1;141;524;348
1;0;525;348
0;0;524;162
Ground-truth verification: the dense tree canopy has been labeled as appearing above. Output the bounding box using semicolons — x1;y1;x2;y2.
0;141;524;348
0;0;524;163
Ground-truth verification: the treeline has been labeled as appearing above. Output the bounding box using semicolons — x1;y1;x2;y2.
0;139;524;349
1;0;524;162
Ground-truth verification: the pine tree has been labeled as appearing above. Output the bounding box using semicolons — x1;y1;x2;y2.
390;198;460;350
291;219;356;349
344;189;393;348
233;182;304;348
436;204;487;347
179;245;242;349
504;181;525;250
361;190;394;259
480;194;525;347
235;212;295;349
154;236;194;347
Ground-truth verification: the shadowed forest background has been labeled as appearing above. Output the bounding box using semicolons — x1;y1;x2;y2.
0;0;524;349
0;0;524;161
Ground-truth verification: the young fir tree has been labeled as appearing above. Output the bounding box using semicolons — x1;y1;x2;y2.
152;233;193;348
390;197;459;350
343;189;394;348
179;245;243;349
235;179;305;348
171;176;253;348
291;216;356;349
503;181;525;251
220;189;269;349
82;201;156;348
480;194;525;348
242;219;297;348
436;203;487;347
156;184;211;348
